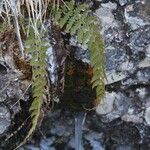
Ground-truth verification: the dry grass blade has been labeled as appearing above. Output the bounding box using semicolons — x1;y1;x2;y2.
1;0;25;57
0;0;51;56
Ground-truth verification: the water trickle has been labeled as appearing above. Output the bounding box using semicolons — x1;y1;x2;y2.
74;112;86;150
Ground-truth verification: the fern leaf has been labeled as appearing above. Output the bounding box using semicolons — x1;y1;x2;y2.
77;28;85;43
14;28;48;149
14;95;42;150
70;19;82;35
65;14;77;33
65;6;88;33
53;10;62;22
53;0;106;104
59;10;73;28
65;0;75;10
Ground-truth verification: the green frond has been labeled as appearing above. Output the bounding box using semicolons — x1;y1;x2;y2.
77;28;85;43
53;0;106;104
14;29;48;149
14;97;42;150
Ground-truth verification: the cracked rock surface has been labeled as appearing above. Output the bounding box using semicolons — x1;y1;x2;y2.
3;0;150;149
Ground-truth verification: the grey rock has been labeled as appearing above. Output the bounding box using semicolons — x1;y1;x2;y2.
96;2;118;33
106;48;128;71
124;1;150;30
85;132;105;150
116;144;135;150
106;71;127;85
122;68;150;87
135;87;148;100
0;105;11;134
40;137;56;150
6;87;17;98
122;114;143;123
145;107;150;125
136;68;150;83
129;26;150;53
105;47;130;84
96;92;116;115
119;0;127;6
97;92;130;122
21;145;39;150
0;92;7;102
50;124;68;136
6;0;150;149
146;44;150;59
138;58;150;68
68;137;75;149
104;26;124;45
145;101;150;108
74;47;90;64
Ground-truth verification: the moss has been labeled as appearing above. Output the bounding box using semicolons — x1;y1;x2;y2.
62;54;96;111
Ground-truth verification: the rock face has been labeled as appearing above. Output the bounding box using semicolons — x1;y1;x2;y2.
19;0;150;150
2;0;150;149
0;63;19;135
0;29;31;149
72;0;150;127
0;104;11;135
96;0;150;126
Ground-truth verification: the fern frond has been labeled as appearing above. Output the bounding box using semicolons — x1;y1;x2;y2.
89;31;106;104
53;0;106;104
14;29;49;149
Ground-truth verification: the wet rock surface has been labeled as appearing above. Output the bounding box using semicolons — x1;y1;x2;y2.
19;110;146;150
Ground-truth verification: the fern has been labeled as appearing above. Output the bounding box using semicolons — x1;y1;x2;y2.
53;0;106;104
14;28;49;149
3;0;105;148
